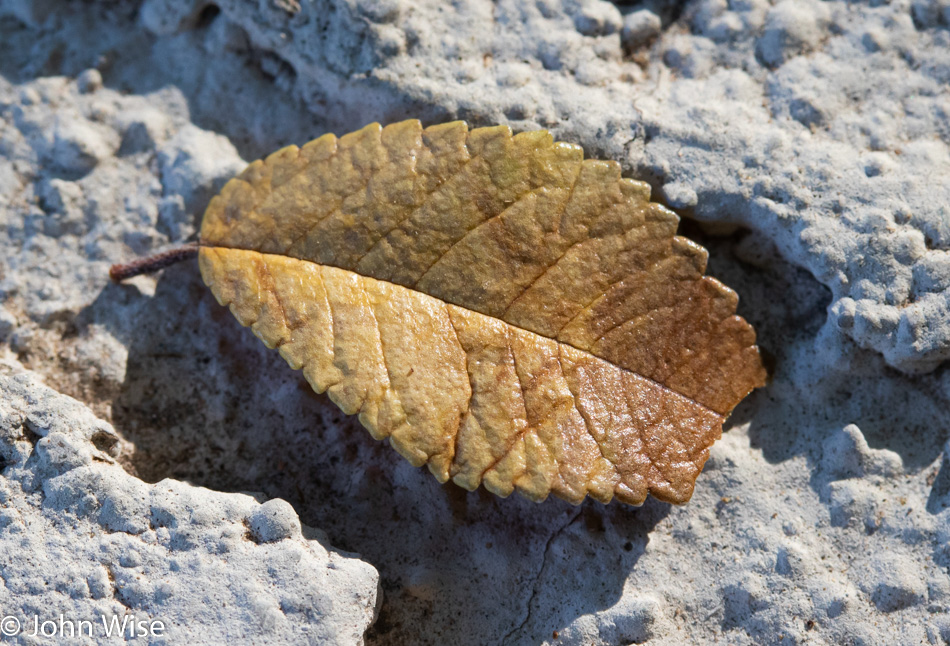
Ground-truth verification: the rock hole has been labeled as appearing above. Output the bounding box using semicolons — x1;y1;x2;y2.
91;430;119;456
21;424;42;446
610;0;689;28
196;4;221;29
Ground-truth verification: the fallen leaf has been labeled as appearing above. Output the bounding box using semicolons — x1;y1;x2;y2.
198;120;766;506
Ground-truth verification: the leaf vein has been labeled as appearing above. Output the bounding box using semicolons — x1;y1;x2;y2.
557;346;620;484
412;186;550;289
445;307;473;472
353;155;478;266
205;245;723;419
477;327;531;483
359;276;407;435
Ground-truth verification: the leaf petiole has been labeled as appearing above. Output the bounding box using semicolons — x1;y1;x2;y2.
109;243;200;282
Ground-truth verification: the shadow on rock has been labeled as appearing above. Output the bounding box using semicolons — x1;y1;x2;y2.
100;218;948;645
692;225;948;476
926;448;950;516
110;264;667;646
0;2;435;162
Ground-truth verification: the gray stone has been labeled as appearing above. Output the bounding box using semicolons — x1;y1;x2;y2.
1;0;949;644
820;424;903;480
0;370;379;644
248;498;302;543
621;10;662;50
76;68;103;94
0;0;57;26
867;554;927;613
756;0;830;67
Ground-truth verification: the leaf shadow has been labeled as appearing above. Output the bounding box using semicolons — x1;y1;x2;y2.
7;9;670;642
927;448;950;515
108;263;669;646
9;5;949;638
689;222;948;477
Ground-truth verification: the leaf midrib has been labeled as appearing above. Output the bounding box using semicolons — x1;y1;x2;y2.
200;242;724;419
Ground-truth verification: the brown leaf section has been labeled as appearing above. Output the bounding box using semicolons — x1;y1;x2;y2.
199;120;766;505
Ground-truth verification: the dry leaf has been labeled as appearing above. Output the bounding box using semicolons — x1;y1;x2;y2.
198;120;766;506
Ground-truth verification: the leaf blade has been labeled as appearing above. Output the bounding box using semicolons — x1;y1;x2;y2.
200;119;766;506
201;247;729;505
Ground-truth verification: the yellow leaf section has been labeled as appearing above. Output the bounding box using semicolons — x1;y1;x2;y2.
200;120;766;417
200;248;724;505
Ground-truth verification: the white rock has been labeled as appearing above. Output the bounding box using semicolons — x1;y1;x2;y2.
914;250;950;296
865;553;927;612
662;180;699;209
621;9;662;49
820;424;903;480
248;498;302;543
594;593;663;643
2;1;950;643
157;125;246;211
0;372;379;643
76;68;103;94
49;119;114;175
116;106;171;153
571;1;623;37
825;480;883;530
756;0;830;67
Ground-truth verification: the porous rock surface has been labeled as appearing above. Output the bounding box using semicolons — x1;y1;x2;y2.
0;361;380;644
131;0;950;374
0;0;949;644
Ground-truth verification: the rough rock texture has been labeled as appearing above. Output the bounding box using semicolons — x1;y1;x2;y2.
0;361;379;644
0;0;948;644
126;0;950;374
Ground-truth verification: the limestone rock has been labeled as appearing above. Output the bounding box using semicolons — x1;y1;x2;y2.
0;370;379;644
1;1;949;644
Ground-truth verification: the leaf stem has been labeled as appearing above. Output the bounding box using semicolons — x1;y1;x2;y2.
109;243;200;282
